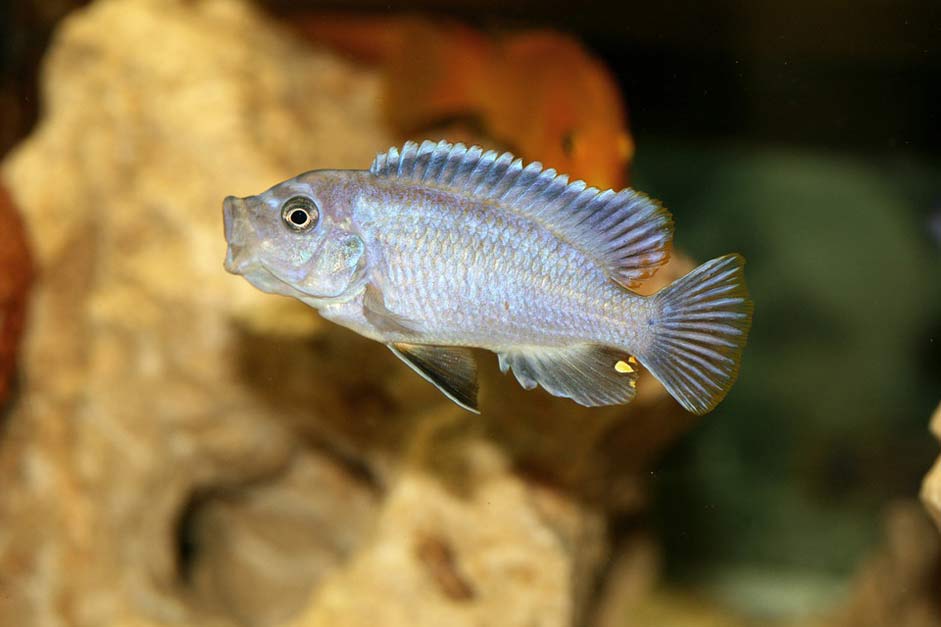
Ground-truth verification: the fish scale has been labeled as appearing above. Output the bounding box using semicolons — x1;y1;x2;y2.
370;194;616;347
223;140;752;414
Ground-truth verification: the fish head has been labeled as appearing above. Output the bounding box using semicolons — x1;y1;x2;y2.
223;172;365;302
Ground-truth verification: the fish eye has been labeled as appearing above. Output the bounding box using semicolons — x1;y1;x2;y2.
281;196;319;232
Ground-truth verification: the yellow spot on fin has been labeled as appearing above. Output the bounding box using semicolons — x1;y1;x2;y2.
627;355;638;365
614;360;634;374
498;344;639;406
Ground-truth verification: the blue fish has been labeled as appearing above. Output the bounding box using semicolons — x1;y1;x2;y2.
223;140;753;414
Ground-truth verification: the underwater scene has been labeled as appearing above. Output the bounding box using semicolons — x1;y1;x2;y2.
0;1;939;625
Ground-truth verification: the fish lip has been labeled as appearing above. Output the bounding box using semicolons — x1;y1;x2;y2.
224;239;255;275
223;195;242;243
263;263;347;300
235;260;349;305
222;195;259;275
224;245;251;275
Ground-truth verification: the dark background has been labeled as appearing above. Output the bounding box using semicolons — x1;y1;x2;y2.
5;1;941;154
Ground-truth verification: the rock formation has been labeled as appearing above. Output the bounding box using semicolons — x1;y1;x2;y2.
922;402;941;530
0;1;693;625
810;501;940;627
0;183;32;408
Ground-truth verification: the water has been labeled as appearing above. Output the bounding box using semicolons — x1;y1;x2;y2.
0;1;938;626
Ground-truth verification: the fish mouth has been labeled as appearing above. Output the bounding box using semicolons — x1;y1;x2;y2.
222;195;358;303
239;259;348;303
223;195;258;275
222;195;330;299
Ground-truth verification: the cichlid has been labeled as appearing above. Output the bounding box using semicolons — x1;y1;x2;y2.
223;140;753;414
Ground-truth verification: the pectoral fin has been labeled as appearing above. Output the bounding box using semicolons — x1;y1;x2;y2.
363;283;422;334
498;344;639;407
388;343;479;414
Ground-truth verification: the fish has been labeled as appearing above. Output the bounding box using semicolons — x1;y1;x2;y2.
223;140;753;415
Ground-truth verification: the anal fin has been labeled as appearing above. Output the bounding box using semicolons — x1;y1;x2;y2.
498;344;639;407
389;343;479;414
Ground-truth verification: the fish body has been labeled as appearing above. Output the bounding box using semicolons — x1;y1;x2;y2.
224;141;752;414
325;178;646;349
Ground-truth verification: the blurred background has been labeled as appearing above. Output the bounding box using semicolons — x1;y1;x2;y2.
1;1;939;626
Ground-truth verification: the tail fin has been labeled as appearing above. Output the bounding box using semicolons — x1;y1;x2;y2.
639;254;753;415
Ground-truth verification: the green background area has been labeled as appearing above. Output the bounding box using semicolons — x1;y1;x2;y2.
636;139;940;594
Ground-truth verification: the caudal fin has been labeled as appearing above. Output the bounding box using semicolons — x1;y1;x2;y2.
639;254;753;415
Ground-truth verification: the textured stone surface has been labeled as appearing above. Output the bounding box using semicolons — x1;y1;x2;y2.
288;431;607;627
0;0;390;624
921;402;941;530
183;453;380;627
0;1;696;625
0;182;32;407
809;501;941;627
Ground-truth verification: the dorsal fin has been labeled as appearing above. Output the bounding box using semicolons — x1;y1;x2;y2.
369;140;673;288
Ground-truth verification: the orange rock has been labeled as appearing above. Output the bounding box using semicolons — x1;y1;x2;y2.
296;14;633;190
0;182;32;407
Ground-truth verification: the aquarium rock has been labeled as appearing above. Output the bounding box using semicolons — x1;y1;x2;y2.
921;402;941;531
0;0;694;625
828;501;940;627
0;182;32;408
